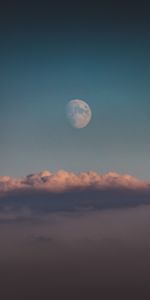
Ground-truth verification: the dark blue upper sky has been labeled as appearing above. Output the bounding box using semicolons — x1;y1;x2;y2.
0;0;150;178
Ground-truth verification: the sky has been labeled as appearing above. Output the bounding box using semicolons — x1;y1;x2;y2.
1;2;150;298
0;0;150;178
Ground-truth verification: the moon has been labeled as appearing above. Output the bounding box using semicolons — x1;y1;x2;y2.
66;99;92;128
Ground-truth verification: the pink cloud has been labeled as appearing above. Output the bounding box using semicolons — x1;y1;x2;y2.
0;170;149;195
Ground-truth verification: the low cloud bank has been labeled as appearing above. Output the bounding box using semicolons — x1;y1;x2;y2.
0;170;150;217
0;170;149;194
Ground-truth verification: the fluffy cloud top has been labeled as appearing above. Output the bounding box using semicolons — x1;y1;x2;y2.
0;170;149;195
0;170;150;216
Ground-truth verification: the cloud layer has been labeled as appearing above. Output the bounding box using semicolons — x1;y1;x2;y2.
0;170;149;195
0;170;150;218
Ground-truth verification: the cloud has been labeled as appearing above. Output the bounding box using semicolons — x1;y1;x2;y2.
0;170;149;194
0;170;150;218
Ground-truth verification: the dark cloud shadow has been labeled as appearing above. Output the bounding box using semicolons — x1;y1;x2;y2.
0;187;150;218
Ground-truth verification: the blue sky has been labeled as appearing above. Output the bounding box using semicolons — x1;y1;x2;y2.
0;4;150;178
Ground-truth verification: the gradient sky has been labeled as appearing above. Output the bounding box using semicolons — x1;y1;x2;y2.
0;0;150;178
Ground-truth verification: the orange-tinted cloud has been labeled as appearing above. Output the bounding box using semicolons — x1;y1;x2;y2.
0;170;149;195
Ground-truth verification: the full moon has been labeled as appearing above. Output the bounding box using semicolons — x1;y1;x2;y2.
66;99;92;128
